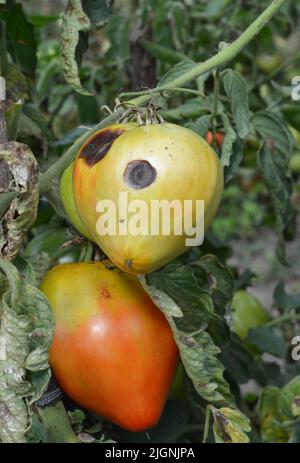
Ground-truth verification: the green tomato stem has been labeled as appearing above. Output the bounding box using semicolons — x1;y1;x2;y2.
211;67;220;144
38;401;80;443
202;405;213;443
39;0;287;193
266;314;300;327
119;87;206;99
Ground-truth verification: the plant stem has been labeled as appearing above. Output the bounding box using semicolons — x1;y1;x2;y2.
38;401;80;443
211;67;220;144
266;314;300;327
119;87;205;99
202;405;213;443
39;0;287;193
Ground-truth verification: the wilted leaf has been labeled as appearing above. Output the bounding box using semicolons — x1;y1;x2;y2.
224;138;244;183
0;260;54;443
257;143;293;264
60;0;113;95
259;386;289;443
222;69;250;139
212;406;251;443
0;142;39;261
60;0;92;95
141;262;234;407
220;113;237;167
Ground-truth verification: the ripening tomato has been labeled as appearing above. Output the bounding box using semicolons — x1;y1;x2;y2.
40;261;179;432
205;131;224;149
231;290;270;340
72;123;223;274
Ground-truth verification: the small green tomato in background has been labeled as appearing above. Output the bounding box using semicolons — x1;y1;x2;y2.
59;163;94;240
231;290;270;340
289;153;300;174
255;52;283;73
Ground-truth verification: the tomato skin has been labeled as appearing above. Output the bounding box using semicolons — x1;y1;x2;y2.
59;163;93;240
205;131;223;149
231;290;270;340
73;123;223;274
40;261;179;432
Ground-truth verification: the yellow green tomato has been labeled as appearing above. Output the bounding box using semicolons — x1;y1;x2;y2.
59;163;94;240
289;153;300;174
289;126;300;146
231;290;270;340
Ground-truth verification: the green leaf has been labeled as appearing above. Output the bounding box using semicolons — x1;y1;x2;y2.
185;115;211;138
224;138;244;183
222;69;250;139
273;283;300;313
220;113;237;167
60;0;93;95
82;0;113;29
5;3;37;76
220;335;253;384
212;406;251;443
259;386;288;443
190;254;234;317
140;40;187;64
23;228;76;260
259;377;300;443
257;143;293;264
252;111;293;158
0;260;53;443
23;104;54;142
158;60;197;87
29;16;59;28
247;326;286;358
277;376;300;421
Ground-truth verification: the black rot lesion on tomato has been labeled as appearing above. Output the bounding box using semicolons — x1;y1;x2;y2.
79;129;124;166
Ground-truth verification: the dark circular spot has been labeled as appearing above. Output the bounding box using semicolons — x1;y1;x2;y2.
123;160;157;189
